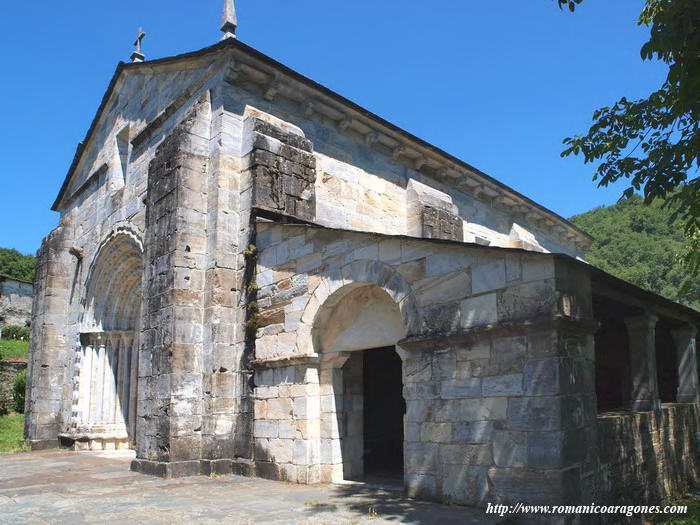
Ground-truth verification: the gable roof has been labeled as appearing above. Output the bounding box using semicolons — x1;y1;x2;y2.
51;38;593;247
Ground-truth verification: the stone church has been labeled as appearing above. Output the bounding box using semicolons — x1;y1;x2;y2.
26;0;699;516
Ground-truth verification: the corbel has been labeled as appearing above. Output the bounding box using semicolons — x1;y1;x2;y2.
413;156;427;171
392;145;406;162
264;73;282;102
224;62;244;85
302;100;315;118
365;131;380;148
338;116;354;131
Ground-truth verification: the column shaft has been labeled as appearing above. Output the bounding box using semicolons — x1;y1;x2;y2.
625;314;660;411
672;325;700;404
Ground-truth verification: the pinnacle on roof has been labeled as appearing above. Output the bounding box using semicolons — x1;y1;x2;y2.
221;0;238;40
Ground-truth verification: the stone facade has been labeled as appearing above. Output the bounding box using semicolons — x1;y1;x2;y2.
26;37;700;523
0;275;33;328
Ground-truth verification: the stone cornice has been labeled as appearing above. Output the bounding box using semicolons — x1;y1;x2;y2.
398;315;600;352
249;354;321;369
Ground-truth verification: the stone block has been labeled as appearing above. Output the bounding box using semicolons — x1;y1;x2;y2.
441;379;481;399
267;438;293;464
405;442;438;473
472;258;506;294
490;336;527;375
294;439;318;465
507;396;581;431
293;396;320;420
406;399;435;423
460;293;498;329
453;421;494;443
266;398;293;419
406;473;437;500
482;374;523;396
456;342;491;361
497;280;556;322
488;466;579;505
523;358;584;396
403;356;432;383
254;420;278;438
493;431;527;467
413;271;471;307
433;352;457;380
440;443;493;467
440;465;489;506
423;303;461;333
421;422;452;443
320;438;342;465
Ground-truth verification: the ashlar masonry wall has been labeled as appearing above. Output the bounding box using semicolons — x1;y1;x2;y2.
219;78;585;258
249;221;599;508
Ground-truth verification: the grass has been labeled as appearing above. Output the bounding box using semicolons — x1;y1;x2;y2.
647;492;700;524
0;339;29;360
0;413;29;454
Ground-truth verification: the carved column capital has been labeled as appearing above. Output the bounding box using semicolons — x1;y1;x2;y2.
671;324;697;342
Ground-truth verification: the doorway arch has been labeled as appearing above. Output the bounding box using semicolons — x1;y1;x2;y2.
65;231;143;450
311;281;409;483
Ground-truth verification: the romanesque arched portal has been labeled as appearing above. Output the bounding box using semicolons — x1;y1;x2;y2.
312;282;408;483
64;232;143;450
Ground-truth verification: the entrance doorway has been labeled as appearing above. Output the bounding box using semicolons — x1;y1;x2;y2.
362;347;405;479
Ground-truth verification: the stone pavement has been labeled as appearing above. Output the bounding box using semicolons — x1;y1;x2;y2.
0;450;503;524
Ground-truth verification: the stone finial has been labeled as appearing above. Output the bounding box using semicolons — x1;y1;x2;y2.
131;28;146;63
221;0;238;40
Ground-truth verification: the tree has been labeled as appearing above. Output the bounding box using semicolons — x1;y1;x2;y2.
570;195;700;310
558;0;700;274
0;248;36;283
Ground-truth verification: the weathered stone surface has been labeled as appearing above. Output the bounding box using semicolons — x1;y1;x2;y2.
0;276;33;327
245;118;316;222
25;38;699;516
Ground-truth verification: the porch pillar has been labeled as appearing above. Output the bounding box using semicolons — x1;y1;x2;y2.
624;313;660;412
671;325;700;404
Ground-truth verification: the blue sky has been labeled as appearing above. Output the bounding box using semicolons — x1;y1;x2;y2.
0;0;666;255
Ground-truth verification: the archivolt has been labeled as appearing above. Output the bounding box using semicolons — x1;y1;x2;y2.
296;259;422;355
82;229;144;332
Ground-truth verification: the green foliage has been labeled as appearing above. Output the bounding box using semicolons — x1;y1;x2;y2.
1;326;30;341
13;371;26;414
556;0;583;12
647;493;700;524
570;195;700;309
560;0;700;276
0;248;35;283
0;413;29;453
0;340;29;361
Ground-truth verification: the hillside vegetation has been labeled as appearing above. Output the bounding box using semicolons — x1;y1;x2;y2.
570;195;700;311
0;248;35;283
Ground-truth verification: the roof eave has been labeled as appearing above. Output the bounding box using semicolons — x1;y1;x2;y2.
50;38;592;245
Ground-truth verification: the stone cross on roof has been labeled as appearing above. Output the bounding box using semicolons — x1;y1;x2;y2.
221;0;238;40
131;28;146;63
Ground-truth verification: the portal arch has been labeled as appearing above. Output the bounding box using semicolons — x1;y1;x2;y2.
309;272;412;483
63;230;144;450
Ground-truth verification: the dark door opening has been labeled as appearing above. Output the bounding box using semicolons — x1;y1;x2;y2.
363;347;405;479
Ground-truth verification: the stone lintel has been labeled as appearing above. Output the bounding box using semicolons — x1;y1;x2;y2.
398;315;599;352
